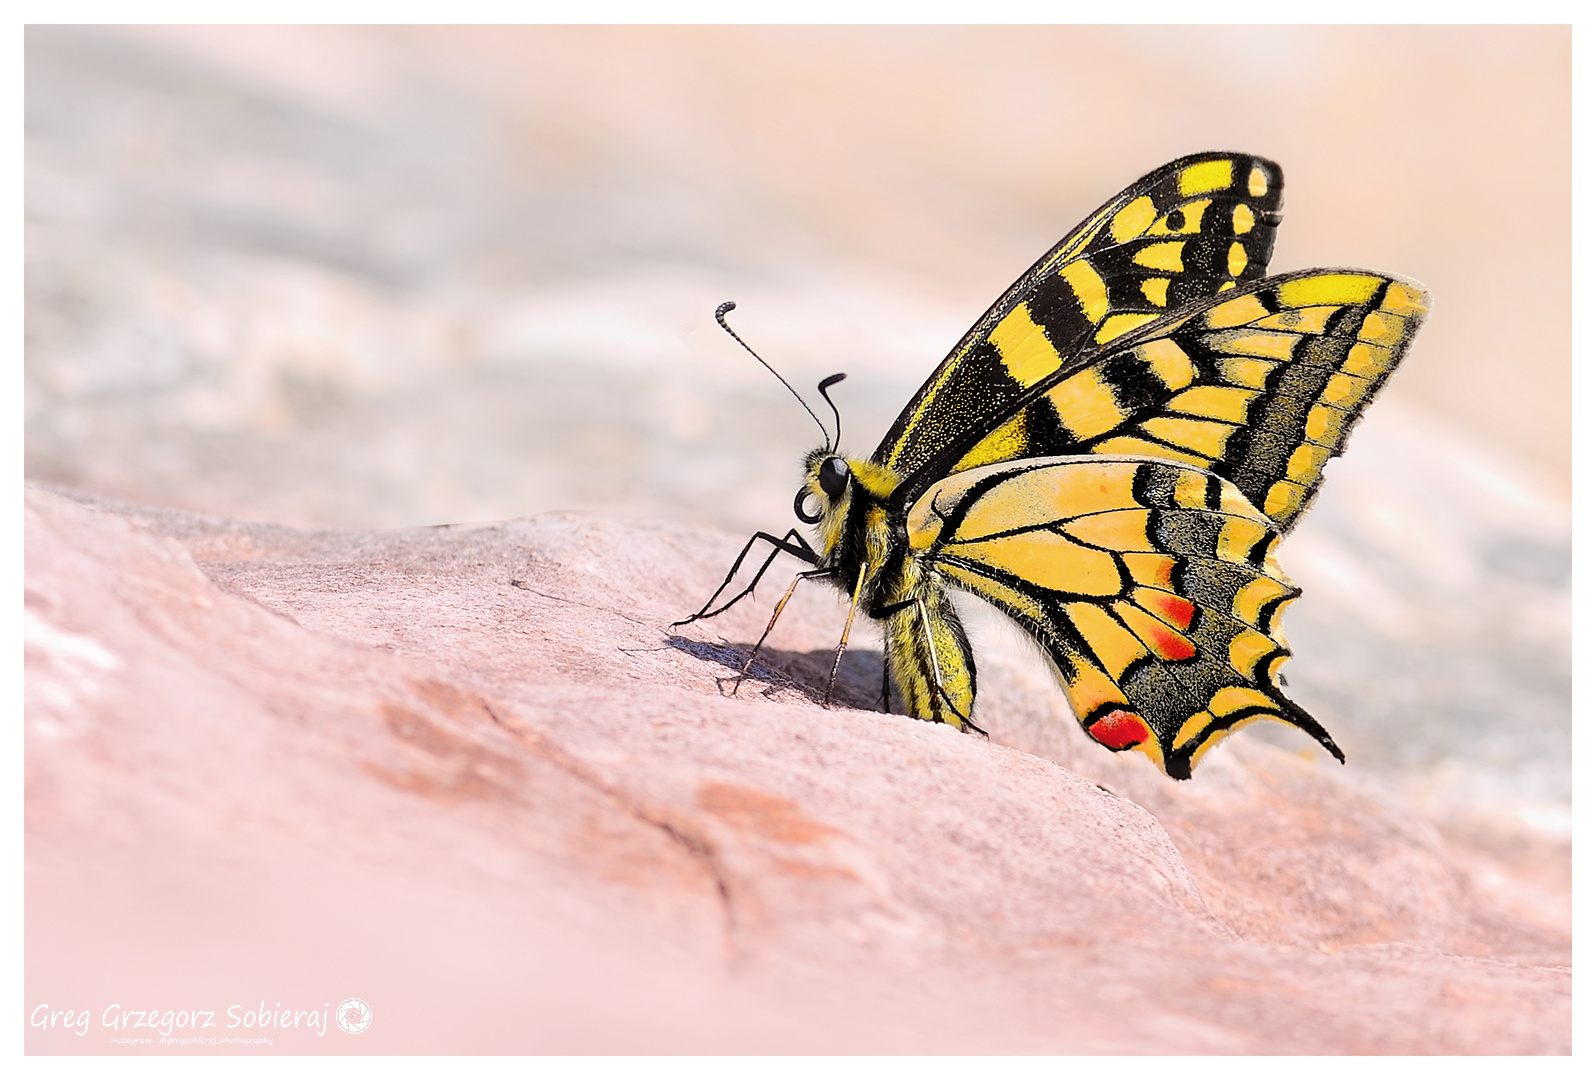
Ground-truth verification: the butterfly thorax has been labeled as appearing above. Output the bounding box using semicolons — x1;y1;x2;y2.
799;449;977;727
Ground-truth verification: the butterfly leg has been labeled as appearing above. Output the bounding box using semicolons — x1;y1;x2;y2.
909;596;987;739
821;565;867;708
731;567;831;698
673;529;818;626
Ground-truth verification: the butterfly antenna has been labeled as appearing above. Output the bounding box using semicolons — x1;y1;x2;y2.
816;373;847;453
715;302;831;448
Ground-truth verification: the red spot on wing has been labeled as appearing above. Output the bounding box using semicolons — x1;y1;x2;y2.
1144;622;1197;661
1144;592;1196;630
1088;710;1152;750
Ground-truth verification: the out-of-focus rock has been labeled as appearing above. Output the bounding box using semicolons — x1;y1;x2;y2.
24;484;1569;1053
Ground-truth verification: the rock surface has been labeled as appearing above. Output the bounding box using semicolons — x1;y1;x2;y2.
25;483;1570;1054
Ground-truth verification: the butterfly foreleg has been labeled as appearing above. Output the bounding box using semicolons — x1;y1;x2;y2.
673;529;819;626
731;567;832;698
821;564;867;708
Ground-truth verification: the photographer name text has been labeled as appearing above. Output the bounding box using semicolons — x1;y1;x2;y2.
31;1001;331;1038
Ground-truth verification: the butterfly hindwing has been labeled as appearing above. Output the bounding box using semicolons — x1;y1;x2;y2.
900;456;1334;775
905;455;1338;778
876;151;1286;480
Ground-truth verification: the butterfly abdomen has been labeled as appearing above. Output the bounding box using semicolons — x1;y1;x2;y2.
880;572;977;727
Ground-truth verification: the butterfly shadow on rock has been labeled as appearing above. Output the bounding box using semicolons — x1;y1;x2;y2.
665;635;888;713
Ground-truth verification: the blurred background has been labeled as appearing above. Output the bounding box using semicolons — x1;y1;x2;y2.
24;26;1570;829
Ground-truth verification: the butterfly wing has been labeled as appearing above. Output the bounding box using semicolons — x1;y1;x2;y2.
905;455;1332;779
875;151;1287;480
903;269;1429;531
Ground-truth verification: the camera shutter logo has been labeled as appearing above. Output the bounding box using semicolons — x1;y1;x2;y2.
335;998;372;1035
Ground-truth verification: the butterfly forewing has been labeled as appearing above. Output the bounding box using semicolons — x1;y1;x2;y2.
907;456;1338;778
875;152;1286;480
1019;269;1429;530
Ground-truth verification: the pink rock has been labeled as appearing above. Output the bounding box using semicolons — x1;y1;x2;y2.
25;483;1569;1053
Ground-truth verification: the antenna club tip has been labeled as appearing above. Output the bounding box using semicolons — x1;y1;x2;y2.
715;301;737;319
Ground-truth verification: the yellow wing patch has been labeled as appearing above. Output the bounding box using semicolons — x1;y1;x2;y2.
1178;158;1233;195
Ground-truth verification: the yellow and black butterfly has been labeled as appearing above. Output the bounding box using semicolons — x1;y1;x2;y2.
678;151;1429;779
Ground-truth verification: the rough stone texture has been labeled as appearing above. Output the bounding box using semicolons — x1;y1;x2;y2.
25;483;1569;1054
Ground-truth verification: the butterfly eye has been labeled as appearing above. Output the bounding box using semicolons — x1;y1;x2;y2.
794;487;823;524
818;456;850;498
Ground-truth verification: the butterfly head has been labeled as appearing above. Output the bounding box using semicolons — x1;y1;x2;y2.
794;448;850;544
795;449;900;556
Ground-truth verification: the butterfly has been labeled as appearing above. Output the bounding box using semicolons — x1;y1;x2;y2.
677;152;1429;779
